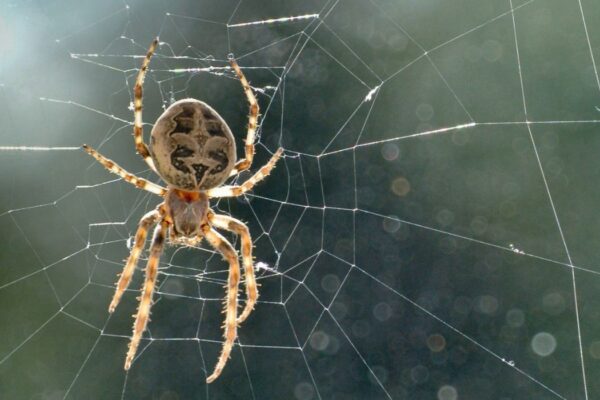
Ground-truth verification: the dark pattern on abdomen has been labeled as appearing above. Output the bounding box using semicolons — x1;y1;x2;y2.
172;106;195;135
204;121;225;137
192;163;209;184
209;150;229;175
171;145;194;173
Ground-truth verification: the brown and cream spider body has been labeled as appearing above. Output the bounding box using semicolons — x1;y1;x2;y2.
82;38;282;383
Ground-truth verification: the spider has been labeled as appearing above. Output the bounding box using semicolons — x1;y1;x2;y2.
82;38;283;383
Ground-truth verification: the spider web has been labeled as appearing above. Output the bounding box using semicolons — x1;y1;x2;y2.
1;0;600;398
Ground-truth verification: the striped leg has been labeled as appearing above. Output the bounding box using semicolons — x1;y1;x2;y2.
83;145;167;196
203;224;241;383
209;213;257;325
124;219;168;370
228;58;259;176
109;209;161;313
206;147;283;198
133;37;159;171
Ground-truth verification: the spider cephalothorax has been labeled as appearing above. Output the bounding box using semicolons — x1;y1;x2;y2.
82;38;283;383
151;99;236;190
165;189;209;238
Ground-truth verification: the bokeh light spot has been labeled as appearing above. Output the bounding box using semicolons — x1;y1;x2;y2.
531;332;557;357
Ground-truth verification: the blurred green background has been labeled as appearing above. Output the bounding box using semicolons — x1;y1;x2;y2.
1;0;600;399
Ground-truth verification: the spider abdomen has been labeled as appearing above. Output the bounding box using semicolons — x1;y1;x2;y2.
150;99;236;190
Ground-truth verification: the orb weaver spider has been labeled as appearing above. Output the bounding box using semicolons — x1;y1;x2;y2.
83;38;283;383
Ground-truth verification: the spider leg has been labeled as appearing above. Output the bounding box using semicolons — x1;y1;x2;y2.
124;219;168;370
202;224;241;383
83;145;167;196
133;37;159;172
109;208;162;313
209;213;257;325
228;57;259;177
206;147;283;198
